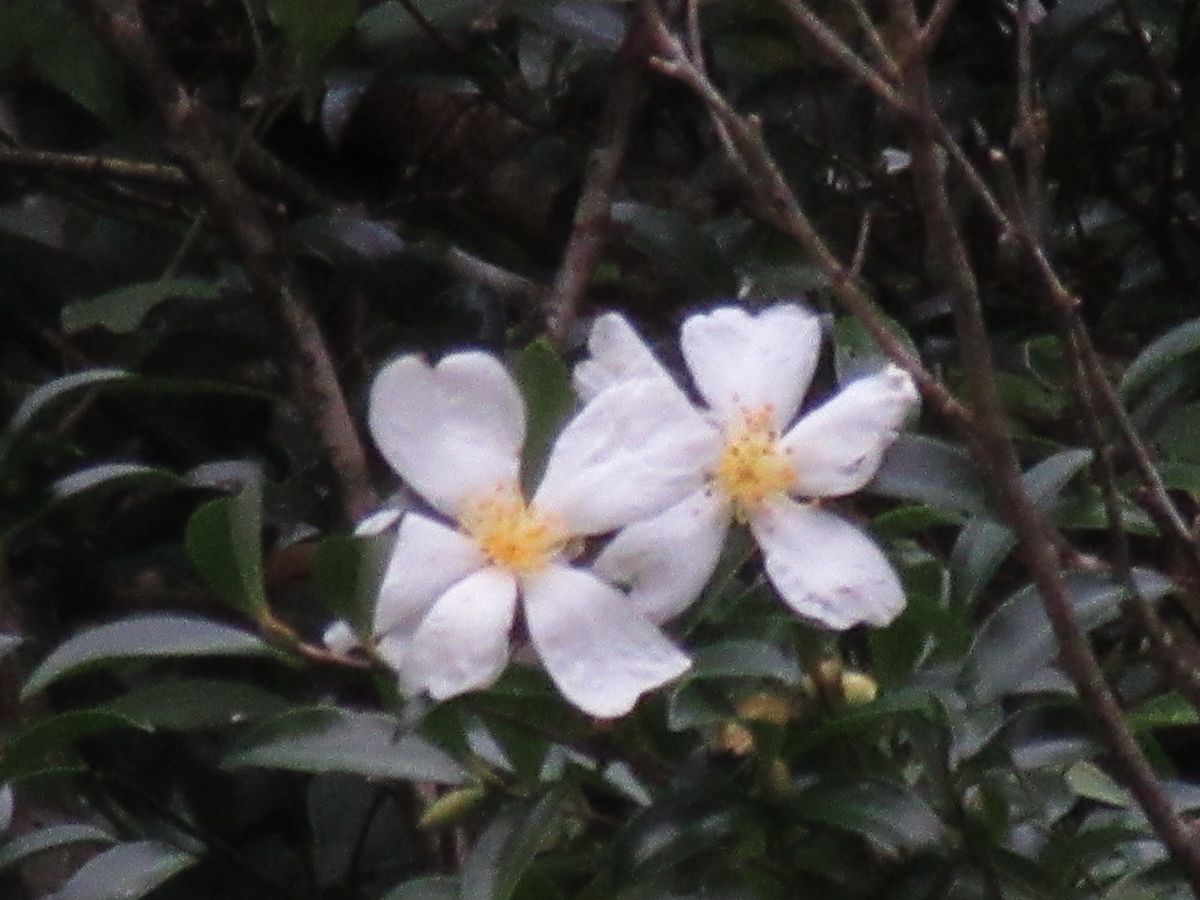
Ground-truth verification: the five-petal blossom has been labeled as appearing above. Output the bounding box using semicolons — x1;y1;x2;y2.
575;304;920;630
366;350;713;717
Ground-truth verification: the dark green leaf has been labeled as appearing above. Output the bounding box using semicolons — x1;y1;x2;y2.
22;615;276;699
61;278;219;334
515;339;573;492
1128;692;1200;733
951;449;1092;605
184;469;268;617
965;569;1174;700
461;787;565;900
1119;316;1200;401
106;679;290;731
868;434;988;516
225;707;468;784
54;841;196;900
51;463;182;500
788;778;945;853
611;202;737;297
271;0;359;66
688;640;801;684
382;876;461;900
0;710;149;780
0;823;115;872
832;315;920;386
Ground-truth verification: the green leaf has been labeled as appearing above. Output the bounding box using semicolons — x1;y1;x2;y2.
868;434;989;516
461;787;565;900
61;278;219;334
51;463;182;500
1128;692;1200;732
1119;316;1200;401
272;0;360;66
54;841;196;900
0;633;23;658
515;339;573;492
964;569;1174;700
184;469;268;617
22;614;276;699
788;778;946;853
610;202;738;296
382;876;461;900
312;531;395;633
0;710;149;780
688;640;801;684
1066;761;1129;807
106;679;290;731
225;707;469;784
951;448;1093;605
832;315;920;386
3;368;131;445
0;823;115;872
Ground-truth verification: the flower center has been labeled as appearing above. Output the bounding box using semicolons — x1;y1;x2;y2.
460;487;566;575
712;407;795;521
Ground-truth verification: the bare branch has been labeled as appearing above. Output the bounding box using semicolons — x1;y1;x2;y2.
71;0;377;523
545;22;646;344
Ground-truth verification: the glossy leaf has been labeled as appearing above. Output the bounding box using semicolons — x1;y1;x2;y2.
611;202;737;297
382;876;461;900
788;778;945;853
106;679;290;731
0;710;149;780
22;615;276;699
868;433;989;516
965;569;1174;700
61;278;219;334
1119;316;1200;400
54;840;196;900
184;468;268;617
461;787;565;900
951;448;1093;605
0;823;115;871
225;707;469;784
688;639;801;684
515;338;573;491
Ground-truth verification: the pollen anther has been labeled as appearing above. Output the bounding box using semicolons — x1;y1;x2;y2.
460;487;566;574
713;407;795;520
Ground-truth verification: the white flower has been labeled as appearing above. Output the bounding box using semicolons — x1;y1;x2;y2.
576;304;920;630
366;350;714;717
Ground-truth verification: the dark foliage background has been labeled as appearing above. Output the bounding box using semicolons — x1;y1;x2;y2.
4;0;1200;898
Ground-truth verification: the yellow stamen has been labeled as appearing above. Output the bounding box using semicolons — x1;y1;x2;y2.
712;406;795;520
460;487;566;575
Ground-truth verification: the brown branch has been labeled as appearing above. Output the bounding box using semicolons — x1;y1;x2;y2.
776;0;905;107
71;0;377;524
545;21;646;344
0;145;189;187
918;0;961;50
642;4;971;432
883;1;1200;887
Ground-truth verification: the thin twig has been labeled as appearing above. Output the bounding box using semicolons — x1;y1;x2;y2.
918;0;961;50
545;21;646;344
776;0;904;107
642;4;970;431
0;146;189;187
71;0;377;524
884;0;1200;886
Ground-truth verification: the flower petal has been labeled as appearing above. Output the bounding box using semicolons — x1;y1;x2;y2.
373;513;487;639
399;566;518;700
368;352;525;516
574;312;677;400
533;378;719;535
749;499;905;629
680;304;821;429
594;488;730;623
781;364;918;497
522;564;691;717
